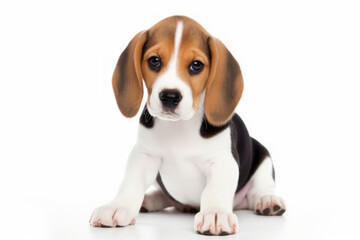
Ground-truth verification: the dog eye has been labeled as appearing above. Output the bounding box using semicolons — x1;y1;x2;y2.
148;56;161;72
188;61;204;75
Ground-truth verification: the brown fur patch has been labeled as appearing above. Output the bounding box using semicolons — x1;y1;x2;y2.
112;31;147;117
141;17;179;101
177;40;210;111
176;17;211;112
204;37;244;126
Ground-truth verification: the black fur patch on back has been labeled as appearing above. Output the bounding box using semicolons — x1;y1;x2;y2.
200;117;229;138
229;113;273;192
139;105;154;128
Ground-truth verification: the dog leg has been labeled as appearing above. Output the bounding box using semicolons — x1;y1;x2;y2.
140;189;171;212
194;154;239;236
246;157;286;216
90;145;161;227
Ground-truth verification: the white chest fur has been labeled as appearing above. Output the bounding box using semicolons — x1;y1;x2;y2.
136;110;234;206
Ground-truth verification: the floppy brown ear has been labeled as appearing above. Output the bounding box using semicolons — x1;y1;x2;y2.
204;37;244;126
112;31;148;117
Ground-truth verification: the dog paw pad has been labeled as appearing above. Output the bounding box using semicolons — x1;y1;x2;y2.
255;195;286;216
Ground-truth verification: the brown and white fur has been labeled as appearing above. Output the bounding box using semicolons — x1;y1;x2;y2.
90;16;286;236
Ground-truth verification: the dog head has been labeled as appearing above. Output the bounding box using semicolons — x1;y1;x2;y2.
112;16;243;126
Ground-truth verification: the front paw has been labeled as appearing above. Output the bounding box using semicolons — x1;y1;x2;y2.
90;204;137;227
194;210;238;235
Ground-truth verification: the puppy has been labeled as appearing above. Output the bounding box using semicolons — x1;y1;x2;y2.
90;16;286;236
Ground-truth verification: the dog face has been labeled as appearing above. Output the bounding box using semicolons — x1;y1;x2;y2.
112;16;244;126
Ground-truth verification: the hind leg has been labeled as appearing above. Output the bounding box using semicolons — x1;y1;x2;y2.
141;187;199;214
140;188;171;212
246;157;286;216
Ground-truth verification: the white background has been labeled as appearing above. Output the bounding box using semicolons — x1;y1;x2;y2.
1;0;360;239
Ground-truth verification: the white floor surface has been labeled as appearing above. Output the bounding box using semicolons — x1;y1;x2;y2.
4;197;358;240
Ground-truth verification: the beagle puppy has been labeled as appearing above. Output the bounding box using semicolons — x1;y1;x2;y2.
90;16;286;236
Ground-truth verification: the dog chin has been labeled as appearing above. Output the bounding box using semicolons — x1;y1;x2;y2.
157;114;181;121
147;105;196;122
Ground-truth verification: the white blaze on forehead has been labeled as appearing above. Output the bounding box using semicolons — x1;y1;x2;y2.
151;20;186;92
173;21;183;61
166;21;183;74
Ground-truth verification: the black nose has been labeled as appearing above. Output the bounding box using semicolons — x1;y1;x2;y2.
159;90;182;108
